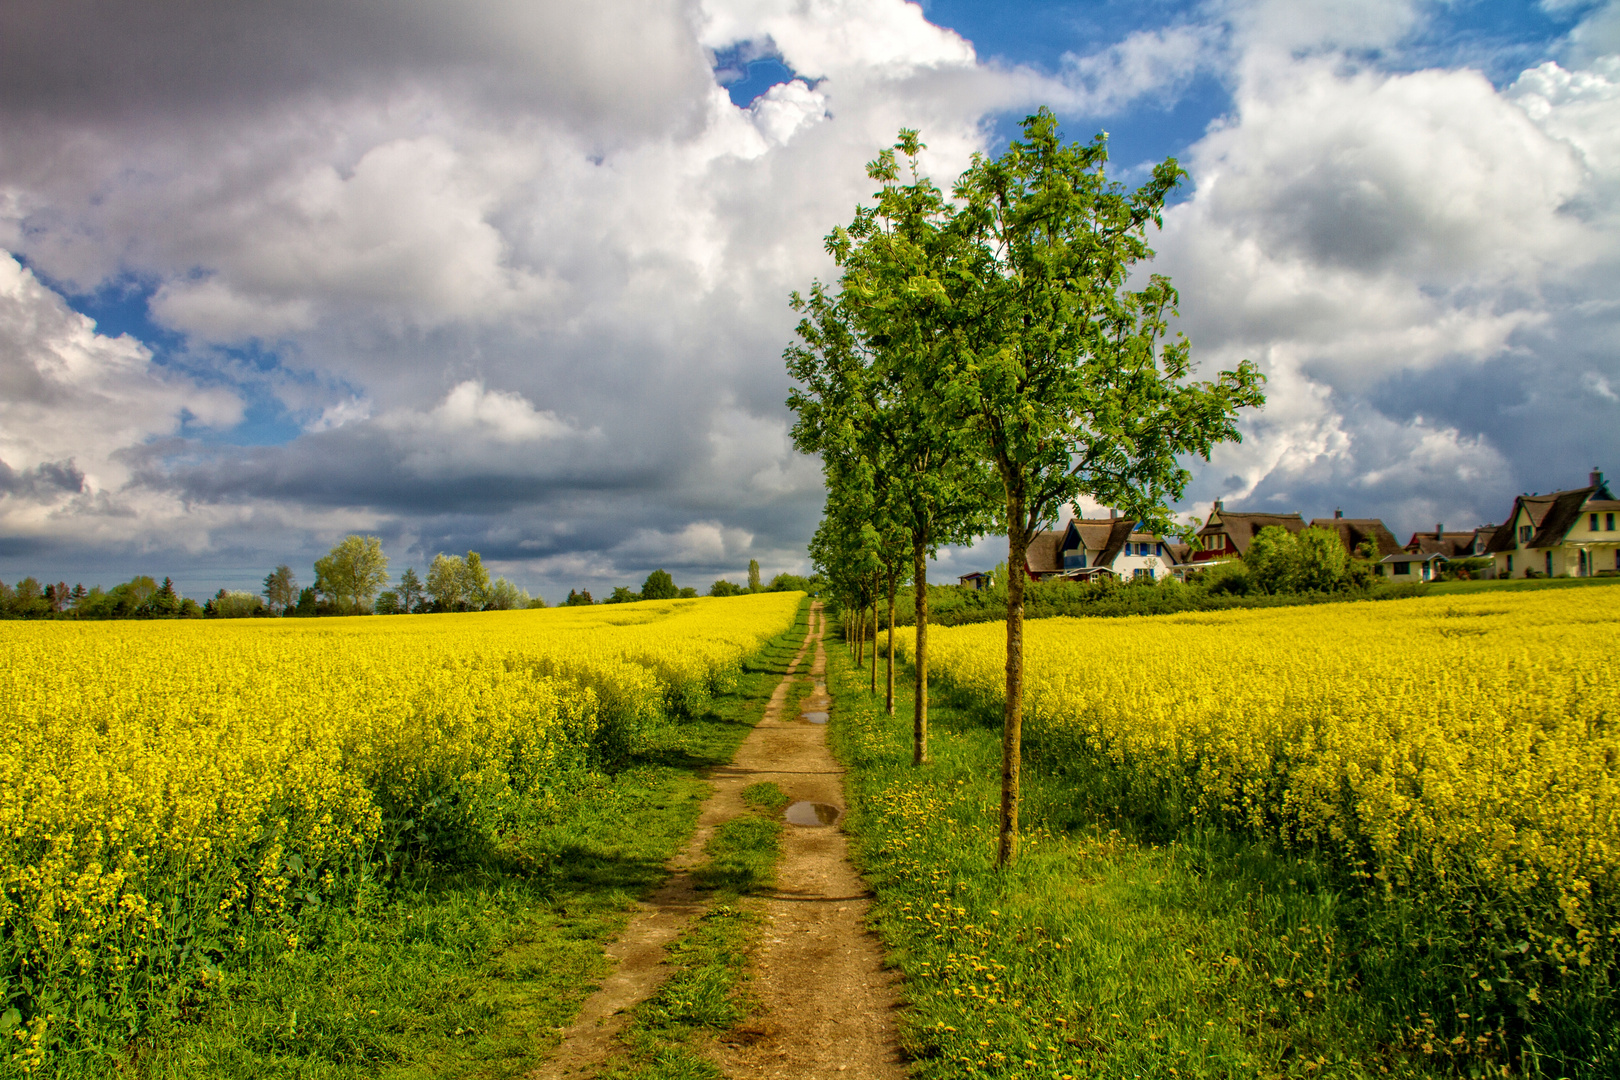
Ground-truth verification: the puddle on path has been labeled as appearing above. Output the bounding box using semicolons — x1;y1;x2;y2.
785;801;841;827
801;710;829;724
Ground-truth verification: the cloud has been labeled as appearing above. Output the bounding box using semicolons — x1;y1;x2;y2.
0;252;241;542
1153;9;1620;530
3;0;1619;596
1060;25;1224;116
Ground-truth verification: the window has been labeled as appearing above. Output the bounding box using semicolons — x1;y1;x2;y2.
1063;551;1086;570
1546;551;1554;575
1593;514;1601;532
1506;554;1514;574
1608;513;1615;531
1134;568;1153;581
1394;562;1410;575
1519;525;1532;543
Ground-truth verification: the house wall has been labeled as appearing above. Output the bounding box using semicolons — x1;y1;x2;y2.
1492;502;1620;577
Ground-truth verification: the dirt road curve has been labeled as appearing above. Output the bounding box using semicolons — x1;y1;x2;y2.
534;602;903;1079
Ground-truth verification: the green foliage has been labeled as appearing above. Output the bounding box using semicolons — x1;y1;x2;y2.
315;535;390;613
208;590;264;618
485;577;531;610
641;569;679;601
677;586;698;599
426;551;492;611
262;565;297;614
764;572;811;593
708;579;743;597
607;585;641;604
747;559;761;593
374;589;402;614
1244;525;1354;594
563;588;595;606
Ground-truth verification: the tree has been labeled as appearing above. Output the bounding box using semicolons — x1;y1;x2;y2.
396;567;424;613
426;553;467;610
463;552;492;609
147;577;181;617
263;565;298;614
375;590;402;614
485;577;530;610
787;133;993;761
1244;525;1350;594
606;586;640;604
293;586;319;616
935;110;1265;865
315;535;390;613
709;579;744;597
747;559;761;593
564;588;594;606
641;569;678;600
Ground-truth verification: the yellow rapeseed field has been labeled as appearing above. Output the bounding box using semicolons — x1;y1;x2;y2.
0;593;801;1065
899;587;1620;1006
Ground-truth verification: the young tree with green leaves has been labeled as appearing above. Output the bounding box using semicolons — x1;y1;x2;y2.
314;535;390;613
936;111;1265;865
787;160;991;761
263;564;298;614
747;559;762;593
641;569;678;600
396;567;424;613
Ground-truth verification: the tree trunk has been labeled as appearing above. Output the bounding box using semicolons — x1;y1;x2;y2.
870;598;878;691
912;540;929;765
885;568;897;716
855;603;864;666
999;487;1028;868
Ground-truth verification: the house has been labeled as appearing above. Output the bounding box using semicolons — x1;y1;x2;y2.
958;571;992;590
1308;510;1403;560
1486;470;1619;578
1190;502;1306;564
1023;516;1182;582
1404;523;1495;559
1380;551;1448;581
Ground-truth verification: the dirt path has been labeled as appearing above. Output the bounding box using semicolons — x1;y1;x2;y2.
713;604;905;1079
534;602;902;1079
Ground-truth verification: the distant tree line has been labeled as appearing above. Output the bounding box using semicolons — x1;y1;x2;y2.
566;559;818;606
1;541;817;619
0;535;545;620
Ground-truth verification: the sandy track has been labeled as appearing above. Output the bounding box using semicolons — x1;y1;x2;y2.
535;602;901;1079
713;604;905;1079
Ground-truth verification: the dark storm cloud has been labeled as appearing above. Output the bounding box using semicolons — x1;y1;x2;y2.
0;457;85;498
0;0;712;135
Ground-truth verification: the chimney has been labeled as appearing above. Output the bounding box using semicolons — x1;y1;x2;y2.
1593;468;1605;488
1109;507;1117;520
1437;523;1444;536
1334;508;1342;519
1213;499;1223;512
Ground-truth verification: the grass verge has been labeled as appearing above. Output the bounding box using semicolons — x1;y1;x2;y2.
45;601;812;1080
827;641;1508;1080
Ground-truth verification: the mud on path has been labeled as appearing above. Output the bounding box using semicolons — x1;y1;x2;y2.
534;602;903;1079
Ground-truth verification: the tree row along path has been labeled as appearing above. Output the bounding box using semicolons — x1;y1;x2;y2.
534;602;905;1079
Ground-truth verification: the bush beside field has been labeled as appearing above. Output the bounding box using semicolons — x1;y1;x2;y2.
895;589;1620;1073
0;593;802;1069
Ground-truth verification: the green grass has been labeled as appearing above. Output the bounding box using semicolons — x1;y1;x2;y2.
828;643;1512;1080
39;602;812;1080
